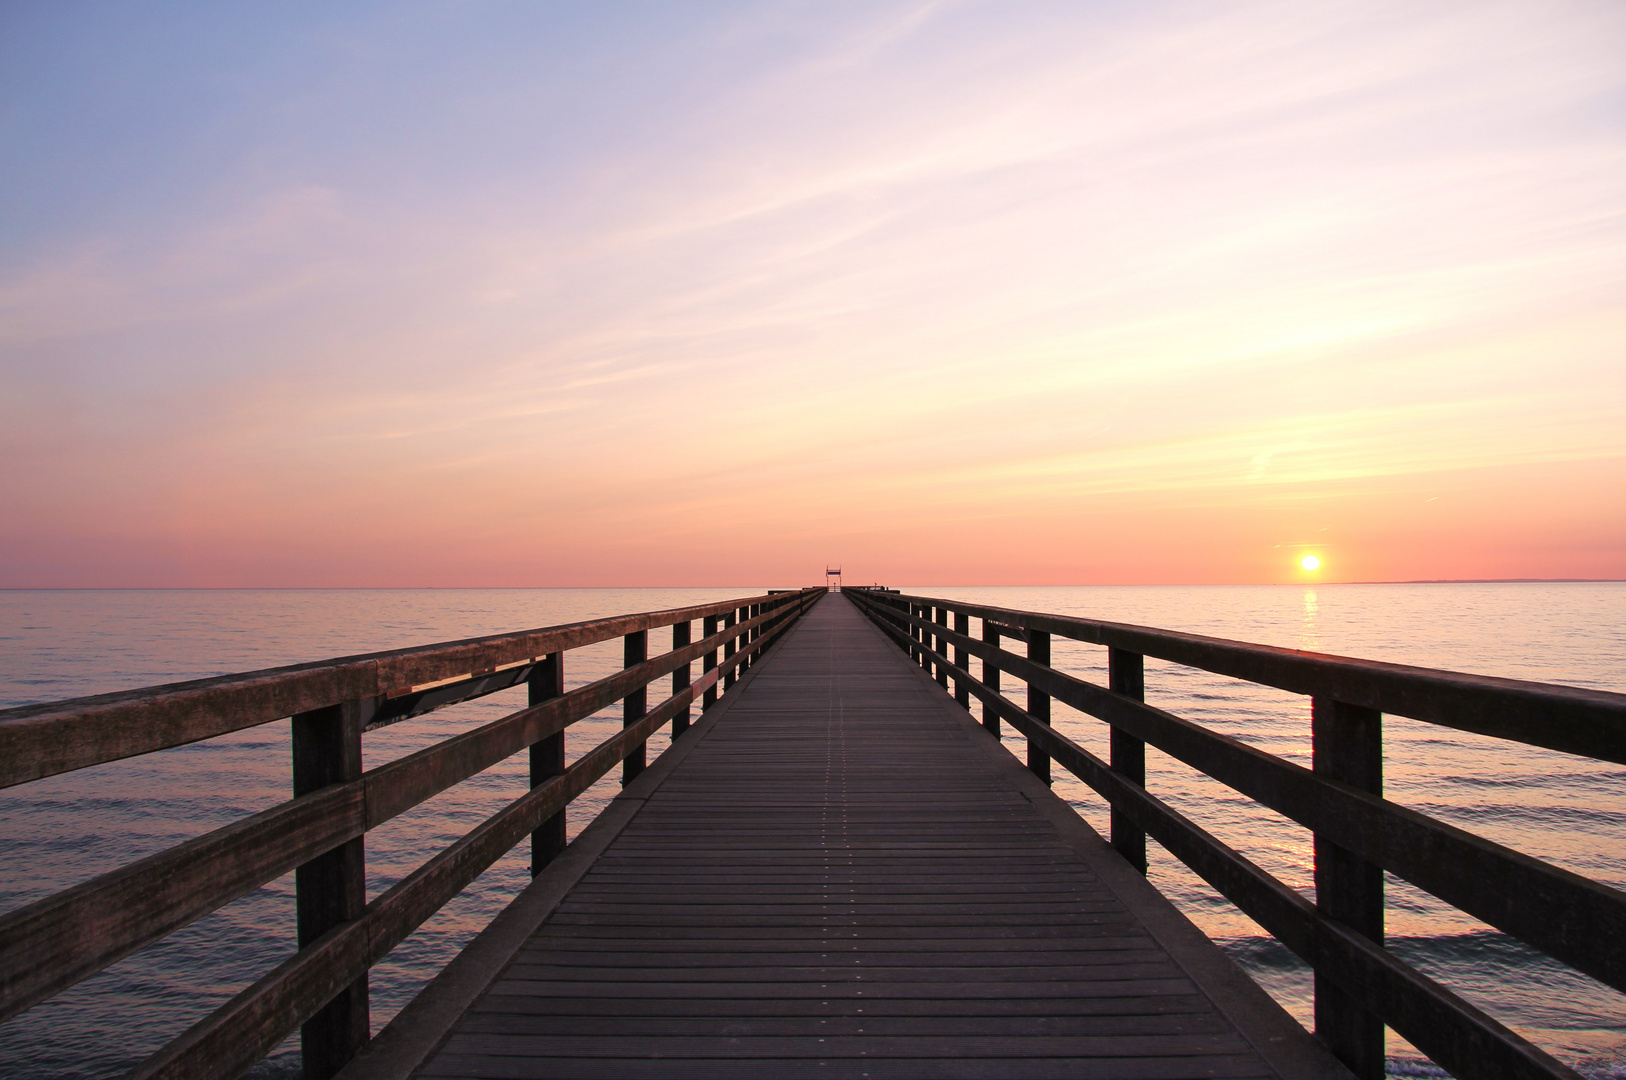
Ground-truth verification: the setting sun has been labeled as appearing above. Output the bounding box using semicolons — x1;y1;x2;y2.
1301;555;1322;572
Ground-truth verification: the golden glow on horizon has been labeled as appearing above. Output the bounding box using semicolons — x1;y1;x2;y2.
1301;555;1322;572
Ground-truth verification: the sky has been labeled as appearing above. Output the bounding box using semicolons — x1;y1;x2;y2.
1;0;1623;587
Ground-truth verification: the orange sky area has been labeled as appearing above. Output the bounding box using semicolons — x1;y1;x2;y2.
7;452;1622;588
2;3;1623;587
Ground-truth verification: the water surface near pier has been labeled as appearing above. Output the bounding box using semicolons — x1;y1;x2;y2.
1;584;1622;1078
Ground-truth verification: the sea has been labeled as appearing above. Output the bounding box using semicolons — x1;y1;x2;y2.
0;584;1622;1079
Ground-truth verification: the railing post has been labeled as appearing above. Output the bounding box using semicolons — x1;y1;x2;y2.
921;605;933;674
529;653;566;874
291;696;373;1080
703;615;720;709
622;630;648;785
934;607;949;688
1028;630;1051;785
748;603;760;668
1108;648;1147;874
953;611;970;707
923;606;933;671
1312;696;1385;1080
672;621;692;737
914;605;927;668
723;611;738;689
982;621;1001;736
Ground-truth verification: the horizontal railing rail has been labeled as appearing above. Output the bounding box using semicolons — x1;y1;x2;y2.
848;590;1626;764
0;587;825;1080
844;587;1626;1080
0;596;813;789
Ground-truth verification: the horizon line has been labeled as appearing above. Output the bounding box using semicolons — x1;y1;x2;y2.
3;578;1624;591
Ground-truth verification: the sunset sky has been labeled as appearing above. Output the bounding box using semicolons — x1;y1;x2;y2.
2;1;1623;586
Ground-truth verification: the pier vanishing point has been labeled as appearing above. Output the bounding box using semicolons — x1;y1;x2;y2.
2;587;1624;1080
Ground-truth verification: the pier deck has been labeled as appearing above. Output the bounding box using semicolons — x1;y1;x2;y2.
353;596;1342;1080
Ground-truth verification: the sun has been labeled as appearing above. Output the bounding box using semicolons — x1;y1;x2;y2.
1300;555;1321;572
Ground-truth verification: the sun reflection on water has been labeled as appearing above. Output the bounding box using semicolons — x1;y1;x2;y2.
1300;587;1321;652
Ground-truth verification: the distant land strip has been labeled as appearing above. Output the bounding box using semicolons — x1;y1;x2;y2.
1350;578;1626;584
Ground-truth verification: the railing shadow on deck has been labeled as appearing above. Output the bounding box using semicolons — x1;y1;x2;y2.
0;587;825;1080
844;586;1626;1080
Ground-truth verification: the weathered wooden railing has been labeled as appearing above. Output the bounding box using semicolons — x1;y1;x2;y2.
845;586;1626;1080
0;587;824;1080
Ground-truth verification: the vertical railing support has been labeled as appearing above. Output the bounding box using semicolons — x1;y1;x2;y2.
529;653;566;874
934;607;949;688
292;696;373;1080
1313;696;1385;1080
982;622;1001;737
953;611;970;708
703;615;720;709
672;621;692;737
1107;648;1147;873
622;630;648;785
722;611;738;689
1027;630;1051;785
921;605;933;676
748;603;760;669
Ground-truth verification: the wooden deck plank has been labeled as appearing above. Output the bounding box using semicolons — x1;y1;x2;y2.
391;595;1347;1080
452;1015;1237;1036
419;1056;1274;1080
466;996;1223;1019
432;1032;1257;1058
477;979;1203;1000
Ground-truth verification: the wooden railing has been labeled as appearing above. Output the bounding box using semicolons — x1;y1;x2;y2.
845;587;1626;1080
0;587;824;1080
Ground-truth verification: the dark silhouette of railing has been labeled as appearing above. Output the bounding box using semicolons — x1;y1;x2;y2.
844;586;1626;1080
0;587;824;1080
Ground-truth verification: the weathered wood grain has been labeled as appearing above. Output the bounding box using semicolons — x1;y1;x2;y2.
854;594;1626;996
127;600;823;1080
0;593;820;1028
851;594;1583;1080
414;597;1296;1080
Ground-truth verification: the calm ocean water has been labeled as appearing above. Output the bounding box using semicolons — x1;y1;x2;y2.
0;585;1622;1078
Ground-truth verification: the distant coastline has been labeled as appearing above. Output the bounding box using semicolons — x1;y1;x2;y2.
1351;578;1626;584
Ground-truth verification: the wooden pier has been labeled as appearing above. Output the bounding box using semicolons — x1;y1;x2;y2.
2;588;1623;1080
350;596;1331;1079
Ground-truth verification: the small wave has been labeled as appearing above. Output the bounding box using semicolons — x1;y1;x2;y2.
1381;1048;1624;1079
1218;935;1307;972
1583;1065;1626;1080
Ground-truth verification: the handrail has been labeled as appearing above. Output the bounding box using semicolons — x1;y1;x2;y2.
0;593;803;789
847;589;1626;764
845;587;1624;1080
873;601;1626;990
0;587;825;1080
